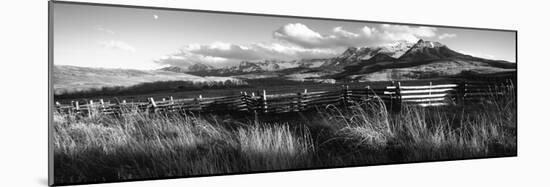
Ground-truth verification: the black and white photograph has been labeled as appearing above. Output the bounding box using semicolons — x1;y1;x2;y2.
49;1;517;186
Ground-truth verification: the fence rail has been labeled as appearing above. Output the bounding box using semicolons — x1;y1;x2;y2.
55;78;514;116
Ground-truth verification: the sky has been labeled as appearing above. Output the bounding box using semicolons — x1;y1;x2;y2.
53;3;516;70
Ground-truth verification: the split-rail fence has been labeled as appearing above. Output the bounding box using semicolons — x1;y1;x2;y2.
55;78;514;117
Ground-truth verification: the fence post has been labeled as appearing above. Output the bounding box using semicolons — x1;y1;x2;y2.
149;97;157;113
88;100;94;117
198;95;204;111
243;92;250;112
74;101;79;111
428;82;432;106
239;91;245;111
457;80;467;105
292;92;300;112
389;81;395;111
71;101;79;116
301;89;307;111
99;99;105;113
167;96;174;112
68;101;73;115
197;95;203;111
464;81;468;103
394;82;402;112
346;85;350;105
55;101;61;113
262;90;268;113
251;92;257;113
365;85;371;100
341;85;349;108
119;99;126;113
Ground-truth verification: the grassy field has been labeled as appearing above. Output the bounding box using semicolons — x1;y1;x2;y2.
54;78;454;104
52;88;516;185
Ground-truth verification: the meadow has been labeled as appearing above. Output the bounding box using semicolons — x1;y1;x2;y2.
52;86;516;185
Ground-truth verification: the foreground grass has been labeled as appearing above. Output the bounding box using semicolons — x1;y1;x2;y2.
54;112;315;183
53;90;516;184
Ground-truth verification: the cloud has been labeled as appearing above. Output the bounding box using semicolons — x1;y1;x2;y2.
361;26;375;37
252;42;337;59
333;26;360;38
273;23;371;48
378;24;438;42
187;42;264;61
190;42;337;61
155;50;229;68
438;33;457;40
273;23;440;48
273;23;326;48
94;25;115;34
98;40;136;52
155;41;338;68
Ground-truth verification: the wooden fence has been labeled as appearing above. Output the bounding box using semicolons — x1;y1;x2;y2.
55;78;514;116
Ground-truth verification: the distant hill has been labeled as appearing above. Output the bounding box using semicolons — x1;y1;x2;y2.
184;59;323;76
160;63;214;73
53;65;237;94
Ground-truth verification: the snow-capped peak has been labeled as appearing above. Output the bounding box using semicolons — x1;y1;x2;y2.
379;40;415;58
413;39;444;48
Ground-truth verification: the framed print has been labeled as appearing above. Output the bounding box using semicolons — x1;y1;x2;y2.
49;1;517;185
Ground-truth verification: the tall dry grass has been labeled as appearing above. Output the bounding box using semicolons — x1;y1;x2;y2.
53;86;516;184
53;112;314;184
319;84;516;162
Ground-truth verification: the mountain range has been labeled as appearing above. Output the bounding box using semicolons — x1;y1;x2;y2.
168;39;515;81
333;40;515;81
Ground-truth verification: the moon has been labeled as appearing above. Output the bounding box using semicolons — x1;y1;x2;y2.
153;14;159;20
